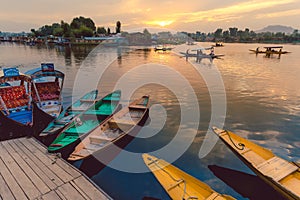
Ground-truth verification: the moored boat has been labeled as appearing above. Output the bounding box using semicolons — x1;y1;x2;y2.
38;90;98;146
212;127;300;200
142;154;235;200
0;67;33;140
0;67;53;140
68;95;150;162
26;63;65;118
47;90;121;158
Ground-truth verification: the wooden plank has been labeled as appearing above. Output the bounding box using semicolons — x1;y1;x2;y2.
28;138;81;179
57;183;86;200
19;138;73;183
4;140;50;195
0;141;40;199
72;176;110;200
41;191;62;200
0;157;26;200
14;139;63;187
0;173;15;200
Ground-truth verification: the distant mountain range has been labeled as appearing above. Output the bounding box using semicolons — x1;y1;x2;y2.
256;25;295;34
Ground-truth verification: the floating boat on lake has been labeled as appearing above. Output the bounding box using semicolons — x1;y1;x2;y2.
154;45;173;51
180;47;224;62
0;67;53;140
48;90;121;157
212;127;300;200
249;46;290;54
26;63;65;118
38;90;98;146
68;95;149;162
142;154;235;200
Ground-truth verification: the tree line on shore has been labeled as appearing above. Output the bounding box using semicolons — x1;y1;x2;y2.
184;27;300;43
30;16;121;38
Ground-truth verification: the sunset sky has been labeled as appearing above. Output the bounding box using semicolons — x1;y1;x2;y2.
0;0;300;33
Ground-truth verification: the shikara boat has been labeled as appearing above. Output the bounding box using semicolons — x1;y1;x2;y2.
154;45;173;51
26;63;65;118
0;67;53;140
142;154;235;200
249;46;290;54
212;127;300;200
180;48;224;62
47;90;121;157
38;90;98;146
68;95;150;162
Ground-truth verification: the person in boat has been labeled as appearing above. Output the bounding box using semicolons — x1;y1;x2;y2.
256;47;259;52
210;47;215;56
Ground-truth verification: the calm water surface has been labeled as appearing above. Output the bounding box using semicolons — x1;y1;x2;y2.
0;42;299;199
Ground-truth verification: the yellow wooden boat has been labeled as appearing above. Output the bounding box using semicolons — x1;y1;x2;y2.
212;127;300;200
142;154;235;200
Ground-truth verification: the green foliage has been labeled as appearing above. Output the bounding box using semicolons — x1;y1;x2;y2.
116;21;121;33
97;27;107;34
214;28;223;38
73;25;94;38
70;16;96;31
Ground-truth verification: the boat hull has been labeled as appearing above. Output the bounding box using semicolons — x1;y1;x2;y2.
213;127;299;200
0;111;32;141
78;109;149;177
220;138;297;200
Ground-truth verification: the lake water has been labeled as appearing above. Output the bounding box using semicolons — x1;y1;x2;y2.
0;42;299;199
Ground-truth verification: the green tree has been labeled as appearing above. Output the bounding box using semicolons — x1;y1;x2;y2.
214;28;223;38
61;21;72;37
116;21;121;33
97;27;107;34
229;27;238;37
70;16;96;31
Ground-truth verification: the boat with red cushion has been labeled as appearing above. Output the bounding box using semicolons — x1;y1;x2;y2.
26;63;65;118
0;67;53;140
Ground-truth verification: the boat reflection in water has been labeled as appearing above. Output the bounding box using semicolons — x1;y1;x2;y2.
208;165;286;200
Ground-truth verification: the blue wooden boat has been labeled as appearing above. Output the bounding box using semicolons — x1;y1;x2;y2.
38;90;98;146
48;90;121;158
26;63;65;118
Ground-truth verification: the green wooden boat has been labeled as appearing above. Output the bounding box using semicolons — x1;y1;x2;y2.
47;90;121;155
38;90;98;145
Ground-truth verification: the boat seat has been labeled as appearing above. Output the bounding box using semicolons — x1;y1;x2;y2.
32;81;60;101
167;179;184;191
0;85;29;110
206;192;220;200
89;135;112;144
257;156;298;181
108;118;135;129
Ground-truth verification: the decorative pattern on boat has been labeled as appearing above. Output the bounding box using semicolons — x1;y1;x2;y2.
32;81;60;101
0;85;29;109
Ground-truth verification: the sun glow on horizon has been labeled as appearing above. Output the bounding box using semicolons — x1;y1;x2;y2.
145;20;174;27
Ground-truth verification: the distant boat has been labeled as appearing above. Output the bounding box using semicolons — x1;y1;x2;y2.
68;95;150;161
180;47;224;62
26;63;65;118
38;90;98;146
249;46;290;54
212;127;300;200
47;90;121;158
154;45;173;51
142;154;235;200
213;42;224;47
0;67;53;140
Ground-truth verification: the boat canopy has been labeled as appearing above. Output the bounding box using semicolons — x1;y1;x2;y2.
263;46;283;49
0;68;31;84
25;63;64;80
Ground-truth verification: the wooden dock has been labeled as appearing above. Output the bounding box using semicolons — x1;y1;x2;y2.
0;137;111;200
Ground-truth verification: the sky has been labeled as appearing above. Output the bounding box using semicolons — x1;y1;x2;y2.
0;0;300;33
